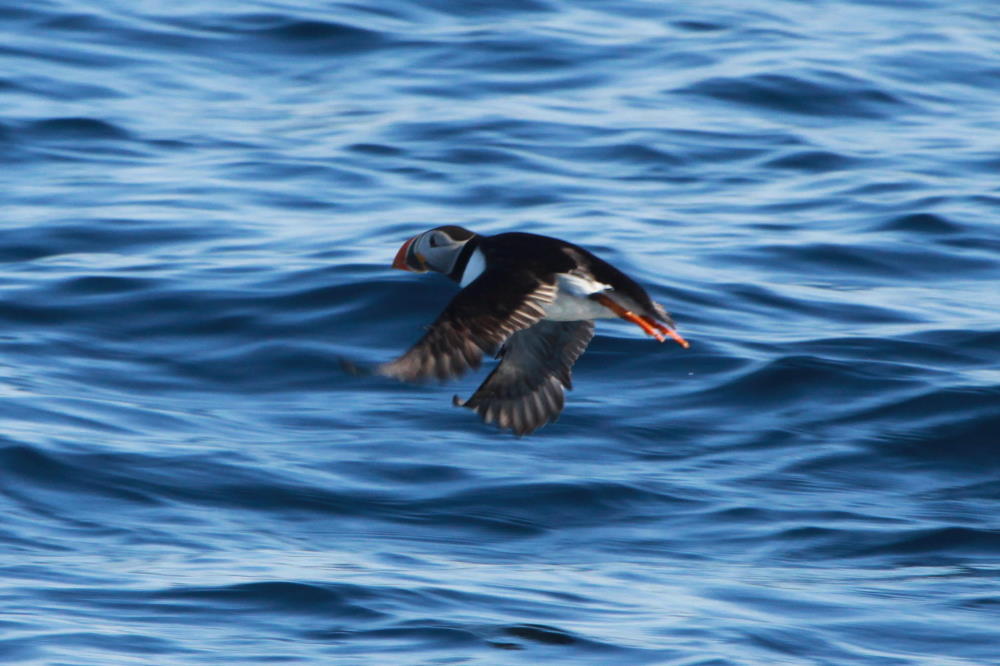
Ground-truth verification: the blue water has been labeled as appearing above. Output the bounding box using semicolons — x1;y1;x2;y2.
2;0;999;663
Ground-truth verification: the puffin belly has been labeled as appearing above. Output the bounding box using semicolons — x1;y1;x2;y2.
543;273;615;321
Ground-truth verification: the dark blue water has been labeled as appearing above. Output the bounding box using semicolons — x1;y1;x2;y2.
2;0;999;663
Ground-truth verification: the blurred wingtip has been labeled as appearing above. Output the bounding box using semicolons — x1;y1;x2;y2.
338;356;372;378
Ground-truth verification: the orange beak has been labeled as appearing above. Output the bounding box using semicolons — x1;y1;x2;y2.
392;236;426;272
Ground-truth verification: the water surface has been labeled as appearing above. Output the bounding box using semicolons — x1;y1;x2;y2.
2;0;999;663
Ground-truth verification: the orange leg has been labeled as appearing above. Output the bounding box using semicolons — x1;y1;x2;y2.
644;317;691;349
594;294;690;349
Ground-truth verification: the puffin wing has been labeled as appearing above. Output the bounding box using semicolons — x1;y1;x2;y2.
454;319;595;436
378;272;558;382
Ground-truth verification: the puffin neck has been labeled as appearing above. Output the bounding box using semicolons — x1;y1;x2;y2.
448;236;480;283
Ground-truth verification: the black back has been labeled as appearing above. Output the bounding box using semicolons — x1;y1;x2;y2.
480;232;660;314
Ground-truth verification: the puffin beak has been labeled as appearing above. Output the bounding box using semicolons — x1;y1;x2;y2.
392;237;414;271
392;236;427;272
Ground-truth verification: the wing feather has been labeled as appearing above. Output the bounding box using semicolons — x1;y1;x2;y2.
454;319;594;436
378;275;558;383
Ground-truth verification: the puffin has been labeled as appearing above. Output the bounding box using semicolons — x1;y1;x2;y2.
379;226;689;436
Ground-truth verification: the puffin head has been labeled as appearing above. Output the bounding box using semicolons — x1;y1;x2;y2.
392;225;477;277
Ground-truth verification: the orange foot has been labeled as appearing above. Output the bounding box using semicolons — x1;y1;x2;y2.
594;294;690;349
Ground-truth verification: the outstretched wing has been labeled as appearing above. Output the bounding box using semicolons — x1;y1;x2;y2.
378;274;558;382
454;319;594;436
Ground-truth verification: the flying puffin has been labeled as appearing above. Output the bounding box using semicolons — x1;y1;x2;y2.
379;226;689;436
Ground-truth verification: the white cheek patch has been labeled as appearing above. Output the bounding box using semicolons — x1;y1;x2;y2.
459;248;486;287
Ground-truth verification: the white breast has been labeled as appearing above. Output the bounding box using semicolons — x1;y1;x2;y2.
459;248;486;287
543;273;615;321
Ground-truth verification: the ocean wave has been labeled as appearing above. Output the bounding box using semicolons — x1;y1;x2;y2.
2;0;998;663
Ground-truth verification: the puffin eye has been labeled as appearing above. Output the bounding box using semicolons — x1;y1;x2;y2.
429;233;443;248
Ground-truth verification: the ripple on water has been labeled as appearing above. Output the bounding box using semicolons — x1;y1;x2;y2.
677;71;915;119
2;0;1000;664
